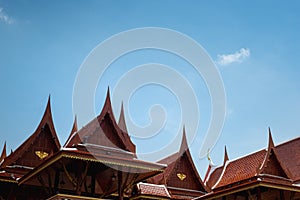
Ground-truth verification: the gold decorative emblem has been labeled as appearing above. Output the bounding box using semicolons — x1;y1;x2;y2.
35;151;49;160
177;173;186;181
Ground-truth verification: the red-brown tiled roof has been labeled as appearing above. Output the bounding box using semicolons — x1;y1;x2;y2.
276;137;300;182
137;182;170;198
213;149;266;189
207;132;300;190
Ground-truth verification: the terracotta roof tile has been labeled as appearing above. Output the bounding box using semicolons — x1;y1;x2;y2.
275;137;300;182
214;149;266;189
137;182;170;198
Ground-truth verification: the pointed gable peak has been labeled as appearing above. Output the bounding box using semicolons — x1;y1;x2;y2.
72;115;78;133
118;102;128;133
223;146;229;166
99;87;116;120
257;128;290;178
268;127;275;149
179;126;188;156
0;141;7;162
64;116;78;147
1;98;61;169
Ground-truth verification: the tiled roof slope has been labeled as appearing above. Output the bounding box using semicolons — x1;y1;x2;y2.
135;182;171;198
205;131;300;191
276;136;300;182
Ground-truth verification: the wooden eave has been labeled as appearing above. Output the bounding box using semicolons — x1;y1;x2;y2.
19;149;166;185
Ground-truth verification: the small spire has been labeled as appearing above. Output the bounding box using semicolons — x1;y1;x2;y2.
0;141;7;161
223;146;229;166
63;116;78;147
72;115;78;133
268;127;275;148
179;126;188;156
118;102;128;133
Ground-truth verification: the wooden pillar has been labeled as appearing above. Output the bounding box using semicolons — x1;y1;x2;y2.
91;173;96;196
118;170;124;200
280;190;285;200
76;162;83;195
256;187;261;200
54;169;60;193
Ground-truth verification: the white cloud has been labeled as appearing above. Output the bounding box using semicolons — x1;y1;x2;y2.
0;7;14;24
217;48;250;66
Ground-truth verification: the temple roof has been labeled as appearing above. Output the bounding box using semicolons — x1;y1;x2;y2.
0;96;61;173
65;89;136;153
205;129;299;191
148;128;206;197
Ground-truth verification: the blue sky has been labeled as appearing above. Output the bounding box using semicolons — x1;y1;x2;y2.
0;1;300;176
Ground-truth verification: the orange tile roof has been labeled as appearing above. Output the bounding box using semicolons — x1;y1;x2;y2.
214;149;266;189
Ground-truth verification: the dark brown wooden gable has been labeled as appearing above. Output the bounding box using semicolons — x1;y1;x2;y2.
1;96;60;169
13;124;59;167
258;129;290;179
167;151;206;192
66;88;136;153
261;149;289;178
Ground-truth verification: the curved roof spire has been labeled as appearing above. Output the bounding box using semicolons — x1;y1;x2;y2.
64;116;78;148
179;125;188;156
0;141;6;162
223;146;229;166
118;102;128;133
1;96;61;168
268;127;275;148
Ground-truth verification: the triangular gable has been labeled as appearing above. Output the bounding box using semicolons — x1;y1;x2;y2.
1;96;61;170
152;128;206;193
257;129;290;179
65;88;136;153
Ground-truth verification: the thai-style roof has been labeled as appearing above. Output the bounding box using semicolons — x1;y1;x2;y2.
0;96;61;174
65;89;136;153
148;128;206;198
204;129;299;194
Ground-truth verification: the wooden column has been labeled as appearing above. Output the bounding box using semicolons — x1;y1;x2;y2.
257;187;261;200
118;170;124;200
76;162;83;195
54;169;60;194
91;173;96;196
